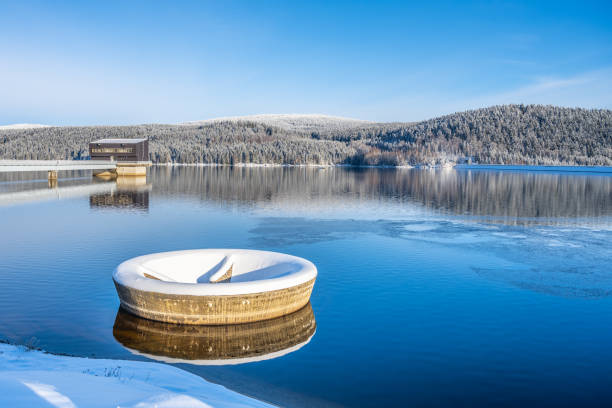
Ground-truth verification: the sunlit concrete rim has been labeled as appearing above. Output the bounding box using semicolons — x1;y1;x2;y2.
113;249;317;324
113;249;317;296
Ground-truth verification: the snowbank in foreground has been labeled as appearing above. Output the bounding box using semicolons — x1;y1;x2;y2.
0;343;272;408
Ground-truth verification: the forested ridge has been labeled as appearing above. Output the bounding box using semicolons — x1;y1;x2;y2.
1;105;610;166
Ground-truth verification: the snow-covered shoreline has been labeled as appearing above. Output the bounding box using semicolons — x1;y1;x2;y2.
153;162;416;169
0;343;273;407
153;162;612;173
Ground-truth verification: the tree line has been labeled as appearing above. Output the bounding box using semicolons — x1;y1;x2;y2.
1;105;610;166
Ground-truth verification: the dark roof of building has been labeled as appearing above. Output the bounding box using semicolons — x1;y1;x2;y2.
91;138;147;144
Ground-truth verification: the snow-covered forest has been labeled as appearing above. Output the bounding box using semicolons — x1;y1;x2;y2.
1;105;610;166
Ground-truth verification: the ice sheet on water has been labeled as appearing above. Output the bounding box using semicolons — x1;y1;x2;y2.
250;216;612;298
249;217;393;246
399;221;612;298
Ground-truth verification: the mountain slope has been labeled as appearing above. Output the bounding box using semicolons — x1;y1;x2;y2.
0;123;50;130
181;114;371;133
0;105;610;166
323;105;612;166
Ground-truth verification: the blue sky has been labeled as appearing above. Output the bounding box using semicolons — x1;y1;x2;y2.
1;0;611;125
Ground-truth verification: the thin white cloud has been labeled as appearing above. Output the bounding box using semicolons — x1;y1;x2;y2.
346;68;612;122
460;68;612;111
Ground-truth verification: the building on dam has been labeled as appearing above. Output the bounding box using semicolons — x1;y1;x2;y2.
89;138;150;176
89;138;149;162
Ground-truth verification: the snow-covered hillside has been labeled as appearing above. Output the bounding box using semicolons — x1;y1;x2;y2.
0;124;50;130
181;114;371;132
0;343;272;408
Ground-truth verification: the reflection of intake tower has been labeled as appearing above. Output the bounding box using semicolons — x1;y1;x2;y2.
113;303;316;365
89;176;150;211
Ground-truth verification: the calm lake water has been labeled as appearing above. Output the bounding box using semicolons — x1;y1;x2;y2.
1;166;611;407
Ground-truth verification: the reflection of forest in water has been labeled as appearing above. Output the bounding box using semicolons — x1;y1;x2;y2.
149;166;611;221
1;166;610;221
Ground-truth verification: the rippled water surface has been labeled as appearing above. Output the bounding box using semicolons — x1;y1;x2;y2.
1;167;611;407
